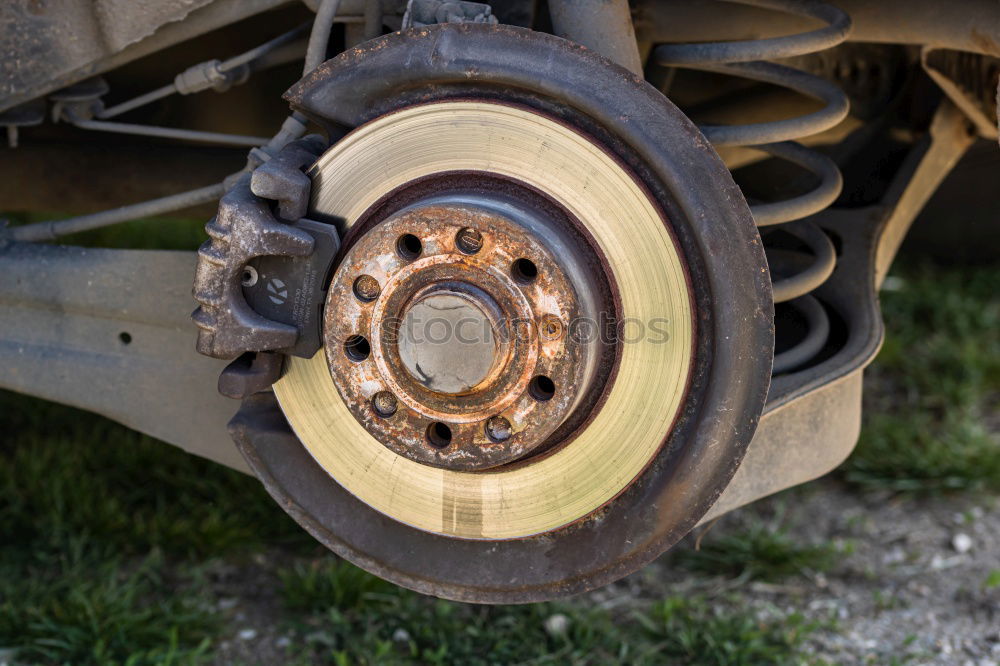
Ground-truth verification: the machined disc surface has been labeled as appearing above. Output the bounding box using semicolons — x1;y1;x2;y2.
273;101;694;539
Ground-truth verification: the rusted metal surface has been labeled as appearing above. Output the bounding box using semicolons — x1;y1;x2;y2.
324;200;608;471
338;171;625;456
923;47;1000;140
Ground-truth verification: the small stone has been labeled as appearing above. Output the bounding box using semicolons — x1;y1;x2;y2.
952;533;973;553
276;636;291;649
238;628;257;641
882;275;905;291
217;597;238;610
884;546;906;564
392;628;411;643
544;613;570;637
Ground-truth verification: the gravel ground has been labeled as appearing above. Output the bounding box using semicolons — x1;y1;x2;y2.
203;478;999;665
643;480;1000;665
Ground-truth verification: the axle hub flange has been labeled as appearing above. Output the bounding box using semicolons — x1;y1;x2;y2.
324;198;605;470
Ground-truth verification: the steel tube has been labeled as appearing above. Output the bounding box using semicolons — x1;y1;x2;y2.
305;0;344;74
72;118;269;147
547;0;643;75
6;183;226;242
98;83;176;119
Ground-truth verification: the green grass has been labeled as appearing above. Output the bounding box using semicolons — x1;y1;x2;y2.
0;546;215;666
841;261;1000;492
0;390;818;665
4;211;207;250
636;597;820;666
276;557;817;666
674;515;843;582
0;391;308;560
278;557;627;665
0;390;310;664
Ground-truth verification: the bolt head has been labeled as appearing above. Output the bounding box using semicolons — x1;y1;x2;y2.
353;274;381;302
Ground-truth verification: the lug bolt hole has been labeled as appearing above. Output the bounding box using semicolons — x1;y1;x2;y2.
485;415;512;442
511;258;538;285
241;265;258;287
371;391;397;417
344;335;371;362
353;274;381;302
528;375;555;401
426;422;452;449
396;234;423;261
455;227;483;254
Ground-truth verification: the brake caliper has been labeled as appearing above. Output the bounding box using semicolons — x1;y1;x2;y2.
192;135;339;398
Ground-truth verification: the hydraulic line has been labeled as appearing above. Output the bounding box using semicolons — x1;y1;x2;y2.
98;24;310;120
70;117;269;147
5;184;226;243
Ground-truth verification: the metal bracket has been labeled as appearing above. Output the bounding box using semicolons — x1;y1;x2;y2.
402;0;497;28
922;47;1000;141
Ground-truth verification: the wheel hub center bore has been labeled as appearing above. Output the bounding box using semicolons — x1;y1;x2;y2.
397;288;499;394
322;190;613;471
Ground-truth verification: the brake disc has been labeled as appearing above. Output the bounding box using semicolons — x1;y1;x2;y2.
230;24;773;602
278;99;693;537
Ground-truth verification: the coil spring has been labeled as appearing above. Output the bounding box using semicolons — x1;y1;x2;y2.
654;0;851;374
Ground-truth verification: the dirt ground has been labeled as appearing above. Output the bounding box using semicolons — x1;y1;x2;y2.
647;481;1000;665
200;478;998;665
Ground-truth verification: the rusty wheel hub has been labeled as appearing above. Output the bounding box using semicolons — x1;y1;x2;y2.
325;196;607;470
